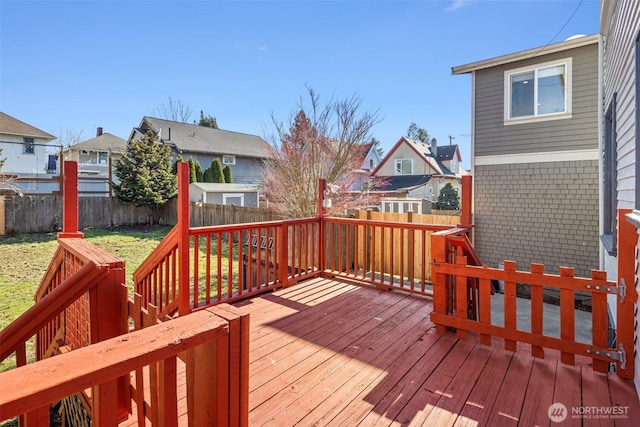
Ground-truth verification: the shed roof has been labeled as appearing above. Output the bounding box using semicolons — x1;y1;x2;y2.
0;112;55;140
190;182;259;193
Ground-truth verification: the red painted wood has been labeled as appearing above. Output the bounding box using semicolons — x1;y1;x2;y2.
559;266;576;366
530;263;545;359
460;175;472;227
617;209;638;379
503;260;518;352
177;162;190;316
58;161;83;238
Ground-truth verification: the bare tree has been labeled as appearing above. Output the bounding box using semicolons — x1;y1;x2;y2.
261;87;383;218
152;97;193;123
57;128;84;148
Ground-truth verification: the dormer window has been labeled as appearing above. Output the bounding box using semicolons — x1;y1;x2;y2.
504;58;572;124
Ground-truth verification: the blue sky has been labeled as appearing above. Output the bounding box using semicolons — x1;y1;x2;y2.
1;0;600;169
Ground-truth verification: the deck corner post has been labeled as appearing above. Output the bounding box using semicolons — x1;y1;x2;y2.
460;175;472;229
318;179;327;275
431;231;449;334
58;161;84;238
617;208;637;379
177;162;191;316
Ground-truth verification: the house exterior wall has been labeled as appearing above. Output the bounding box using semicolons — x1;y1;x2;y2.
0;134;52;175
474;160;599;277
474;43;599;157
375;143;437;176
600;0;640;394
181;153;264;185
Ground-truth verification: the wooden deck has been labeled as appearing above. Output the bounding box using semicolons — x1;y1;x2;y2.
122;277;640;426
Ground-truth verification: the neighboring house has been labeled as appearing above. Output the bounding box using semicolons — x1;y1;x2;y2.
600;0;640;394
347;142;384;193
63;127;127;178
452;34;600;278
370;136;462;202
129;117;271;185
189;182;259;208
0;112;56;176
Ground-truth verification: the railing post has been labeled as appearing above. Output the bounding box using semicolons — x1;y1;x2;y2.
278;223;289;287
460;175;472;228
617;209;637;379
431;231;449;334
58;161;84;238
177;162;191;316
318;179;327;273
89;264;130;422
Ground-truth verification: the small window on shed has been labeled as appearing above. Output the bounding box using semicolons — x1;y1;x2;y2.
222;155;236;165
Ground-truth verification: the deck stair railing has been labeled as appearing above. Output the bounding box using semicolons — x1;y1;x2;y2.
0;236;130;424
0;305;248;426
430;210;637;379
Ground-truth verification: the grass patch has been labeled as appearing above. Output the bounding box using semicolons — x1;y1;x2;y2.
0;225;172;372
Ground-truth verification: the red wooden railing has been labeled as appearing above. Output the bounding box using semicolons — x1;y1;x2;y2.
0;237;130;423
430;211;638;379
0;306;248;426
323;216;460;296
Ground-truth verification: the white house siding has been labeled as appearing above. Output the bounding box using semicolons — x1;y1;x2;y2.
600;0;640;395
0;133;51;175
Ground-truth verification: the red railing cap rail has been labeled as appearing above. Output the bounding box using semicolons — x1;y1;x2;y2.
58;237;125;268
0;308;230;419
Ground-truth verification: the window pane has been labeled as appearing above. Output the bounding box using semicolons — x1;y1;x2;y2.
511;72;534;117
538;65;565;115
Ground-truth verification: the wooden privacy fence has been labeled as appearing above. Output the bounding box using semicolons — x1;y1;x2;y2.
0;195;277;235
430;211;637;379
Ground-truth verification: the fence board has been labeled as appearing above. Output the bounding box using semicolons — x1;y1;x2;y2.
1;196;277;235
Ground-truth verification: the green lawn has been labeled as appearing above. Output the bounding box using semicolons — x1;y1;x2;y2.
0;225;173;372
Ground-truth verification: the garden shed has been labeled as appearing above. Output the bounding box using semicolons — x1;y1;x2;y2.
189;182;259;207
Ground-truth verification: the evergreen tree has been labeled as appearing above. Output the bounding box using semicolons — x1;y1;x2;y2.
437;183;460;210
223;165;233;183
111;132;177;221
203;165;213;182
197;110;218;129
211;158;225;183
195;160;203;182
187;158;197;183
172;154;184;174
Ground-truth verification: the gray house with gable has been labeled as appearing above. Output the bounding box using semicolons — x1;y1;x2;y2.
452;34;600;277
129;117;271;185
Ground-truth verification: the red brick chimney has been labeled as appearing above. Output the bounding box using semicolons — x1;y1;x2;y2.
97;127;103;137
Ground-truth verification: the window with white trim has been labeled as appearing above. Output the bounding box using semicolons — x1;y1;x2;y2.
24;137;34;154
504;58;572;124
222;155;236;165
394;159;413;175
98;151;108;164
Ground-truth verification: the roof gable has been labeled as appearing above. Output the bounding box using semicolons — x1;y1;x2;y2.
0;112;55;140
372;137;443;175
66;133;127;153
132;116;271;159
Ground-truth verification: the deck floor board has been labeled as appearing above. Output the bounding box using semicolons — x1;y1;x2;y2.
119;278;639;426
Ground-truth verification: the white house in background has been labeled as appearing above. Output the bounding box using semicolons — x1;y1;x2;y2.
0;112;56;176
189;183;259;208
63;127;127;178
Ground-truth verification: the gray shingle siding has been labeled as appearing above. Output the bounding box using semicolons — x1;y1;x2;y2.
474;43;598;157
473;160;599;277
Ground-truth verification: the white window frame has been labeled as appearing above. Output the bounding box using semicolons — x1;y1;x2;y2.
222;155;236;165
222;193;244;206
504;57;572;125
394;158;413;175
23;137;35;154
98;151;108;164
